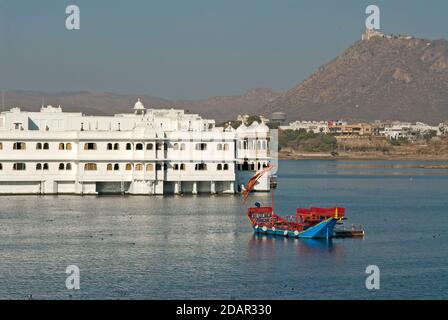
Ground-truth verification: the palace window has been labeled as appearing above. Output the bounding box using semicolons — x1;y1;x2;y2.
66;143;72;151
36;163;42;170
0;143;2;150
156;164;162;171
13;163;26;171
125;163;133;171
173;143;179;151
84;163;97;171
146;143;153;150
217;144;222;151
66;163;72;170
146;164;154;172
59;143;65;150
59;163;65;170
107;143;113;150
43;163;49;170
173;164;179;171
195;143;207;151
36;143;42;150
136;143;144;151
156;143;163;151
135;163;143;171
107;163;120;171
195;163;207;171
84;143;97;150
114;143;119;150
217;164;222;170
43;143;49;150
0;163;2;170
223;143;229;151
13;142;26;150
180;143;186;151
126;143;132;150
224;164;229;170
180;164;186;171
242;161;249;171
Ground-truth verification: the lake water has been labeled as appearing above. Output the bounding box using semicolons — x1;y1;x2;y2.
1;160;447;300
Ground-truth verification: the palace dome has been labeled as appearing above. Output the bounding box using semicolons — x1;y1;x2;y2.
256;122;270;133
236;123;247;132
134;98;145;111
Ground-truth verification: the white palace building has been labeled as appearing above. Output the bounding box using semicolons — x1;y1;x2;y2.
0;100;273;195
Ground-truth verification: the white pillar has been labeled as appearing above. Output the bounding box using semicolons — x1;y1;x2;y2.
192;182;198;195
174;182;180;194
210;181;216;194
230;182;235;194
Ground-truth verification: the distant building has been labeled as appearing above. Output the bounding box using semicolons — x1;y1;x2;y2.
329;123;373;137
280;120;330;134
362;28;387;41
379;121;440;140
361;28;413;41
271;112;287;125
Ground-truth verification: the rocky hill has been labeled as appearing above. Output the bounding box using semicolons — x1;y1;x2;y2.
173;88;280;120
262;31;448;125
4;31;448;124
1;88;280;122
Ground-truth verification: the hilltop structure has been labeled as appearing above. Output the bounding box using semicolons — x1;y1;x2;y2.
361;28;414;41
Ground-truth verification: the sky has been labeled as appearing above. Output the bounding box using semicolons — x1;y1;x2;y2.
0;0;447;99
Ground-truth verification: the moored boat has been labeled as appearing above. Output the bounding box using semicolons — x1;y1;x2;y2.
242;164;364;240
247;205;345;239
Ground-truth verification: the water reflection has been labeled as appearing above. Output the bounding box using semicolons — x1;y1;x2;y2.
248;234;345;257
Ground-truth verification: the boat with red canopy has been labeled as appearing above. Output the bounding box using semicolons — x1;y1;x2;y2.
243;165;362;239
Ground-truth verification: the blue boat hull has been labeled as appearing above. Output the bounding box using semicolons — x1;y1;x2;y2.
252;218;338;239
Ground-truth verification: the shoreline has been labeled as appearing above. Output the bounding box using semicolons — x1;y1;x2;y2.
279;151;448;162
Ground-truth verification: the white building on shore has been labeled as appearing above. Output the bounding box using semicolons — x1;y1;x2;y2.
280;120;330;134
381;121;441;140
0;100;273;195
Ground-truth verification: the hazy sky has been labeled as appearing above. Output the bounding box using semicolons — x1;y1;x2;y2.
0;0;447;99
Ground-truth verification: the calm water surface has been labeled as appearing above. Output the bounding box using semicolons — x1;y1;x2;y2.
1;160;447;299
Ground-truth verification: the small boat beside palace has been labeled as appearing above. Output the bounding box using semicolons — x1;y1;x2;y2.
242;165;364;240
247;205;345;239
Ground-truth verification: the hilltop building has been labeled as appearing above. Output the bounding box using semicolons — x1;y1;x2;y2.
361;28;414;41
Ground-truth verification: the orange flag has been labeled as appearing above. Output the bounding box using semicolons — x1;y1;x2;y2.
242;164;273;203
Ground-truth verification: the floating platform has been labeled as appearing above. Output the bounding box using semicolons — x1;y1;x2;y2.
334;226;365;238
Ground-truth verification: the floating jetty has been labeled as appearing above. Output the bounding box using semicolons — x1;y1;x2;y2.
334;225;365;238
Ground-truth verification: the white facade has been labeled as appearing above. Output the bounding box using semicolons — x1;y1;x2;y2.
381;121;441;140
0;101;273;195
280;121;330;134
